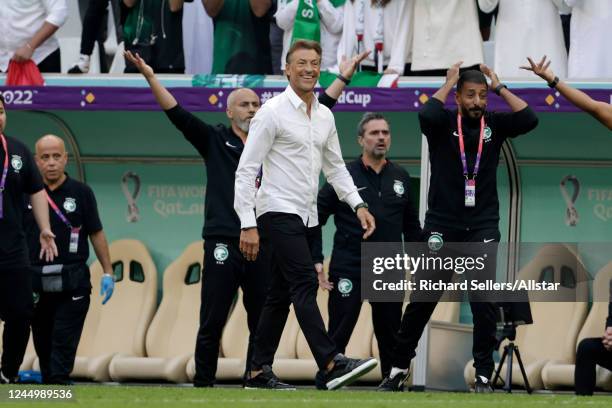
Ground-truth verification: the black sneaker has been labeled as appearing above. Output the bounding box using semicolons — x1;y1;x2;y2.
474;375;494;393
320;354;378;390
377;370;410;392
244;365;296;390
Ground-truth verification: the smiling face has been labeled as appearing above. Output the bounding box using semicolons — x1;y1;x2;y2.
35;135;68;184
359;118;391;160
285;48;321;95
226;88;260;133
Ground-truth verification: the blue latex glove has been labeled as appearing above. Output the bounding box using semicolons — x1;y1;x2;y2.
100;274;115;305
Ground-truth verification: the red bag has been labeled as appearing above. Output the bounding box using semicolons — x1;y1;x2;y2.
6;60;44;86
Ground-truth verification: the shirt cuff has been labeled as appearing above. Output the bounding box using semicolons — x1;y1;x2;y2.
238;209;257;230
344;191;363;211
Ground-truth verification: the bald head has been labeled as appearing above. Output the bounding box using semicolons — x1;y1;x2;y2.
35;134;68;185
226;88;260;134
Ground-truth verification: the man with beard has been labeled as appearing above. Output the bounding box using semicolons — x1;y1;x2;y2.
124;49;367;387
377;62;538;392
311;112;422;382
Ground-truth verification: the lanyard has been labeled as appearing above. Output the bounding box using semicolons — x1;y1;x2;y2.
0;134;9;219
457;114;485;180
45;190;73;229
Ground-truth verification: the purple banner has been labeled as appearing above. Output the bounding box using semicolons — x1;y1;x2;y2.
1;86;611;113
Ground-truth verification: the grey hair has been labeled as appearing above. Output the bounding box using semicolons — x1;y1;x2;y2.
357;112;388;137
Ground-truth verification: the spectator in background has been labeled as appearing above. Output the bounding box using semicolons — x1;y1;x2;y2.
337;0;413;75
565;0;612;79
410;0;483;76
0;0;68;73
183;0;214;74
276;0;344;72
69;0;120;74
478;0;569;78
122;0;186;74
204;0;273;75
269;1;285;75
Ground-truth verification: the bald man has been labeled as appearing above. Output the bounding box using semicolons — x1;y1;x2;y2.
24;135;114;384
125;49;367;386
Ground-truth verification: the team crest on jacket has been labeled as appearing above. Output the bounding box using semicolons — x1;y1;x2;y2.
11;155;22;172
483;126;492;142
214;243;229;263
338;278;353;296
393;180;405;196
63;197;77;213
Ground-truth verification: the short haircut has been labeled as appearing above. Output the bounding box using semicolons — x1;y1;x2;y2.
457;70;488;92
357;112;388;137
0;93;5;107
285;40;322;64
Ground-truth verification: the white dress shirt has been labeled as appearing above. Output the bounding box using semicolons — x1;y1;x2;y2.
411;0;483;72
336;0;414;74
0;0;68;72
276;0;344;71
234;85;363;229
564;0;612;79
479;0;569;78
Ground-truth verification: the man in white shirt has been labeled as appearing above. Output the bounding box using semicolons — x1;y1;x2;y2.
234;40;378;390
0;0;68;73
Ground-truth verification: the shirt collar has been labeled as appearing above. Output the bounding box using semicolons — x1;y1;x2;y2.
285;85;319;111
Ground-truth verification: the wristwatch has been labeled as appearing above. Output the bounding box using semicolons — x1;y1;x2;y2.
547;76;560;89
337;74;351;85
494;83;508;96
354;202;369;212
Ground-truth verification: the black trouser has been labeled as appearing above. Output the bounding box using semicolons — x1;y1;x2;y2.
328;275;402;378
79;0;110;56
391;225;499;379
0;266;34;380
193;237;270;386
251;213;337;371
31;292;90;384
37;49;61;73
574;337;612;395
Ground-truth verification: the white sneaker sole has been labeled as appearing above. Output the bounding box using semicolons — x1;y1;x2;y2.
326;358;378;390
243;386;297;391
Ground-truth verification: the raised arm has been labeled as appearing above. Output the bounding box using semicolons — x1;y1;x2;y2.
522;56;612;130
481;64;528;112
323;50;371;104
125;51;177;109
432;61;462;104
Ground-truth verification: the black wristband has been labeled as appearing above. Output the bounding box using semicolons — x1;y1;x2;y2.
337;74;351;85
354;202;368;212
494;84;508;96
548;76;560;89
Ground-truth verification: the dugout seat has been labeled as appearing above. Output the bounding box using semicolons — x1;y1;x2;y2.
541;261;612;391
109;241;203;383
70;239;157;382
464;244;589;390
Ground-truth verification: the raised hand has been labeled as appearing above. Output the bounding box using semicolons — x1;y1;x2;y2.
339;50;372;80
520;56;555;83
480;64;501;89
446;61;463;86
124;50;154;78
